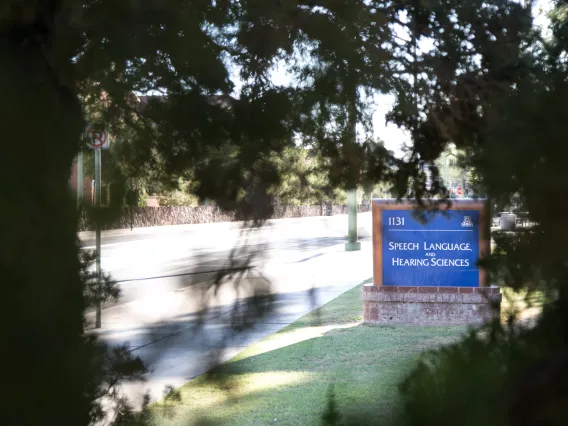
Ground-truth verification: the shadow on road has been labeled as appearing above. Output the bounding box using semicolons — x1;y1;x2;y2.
85;217;374;419
86;234;362;312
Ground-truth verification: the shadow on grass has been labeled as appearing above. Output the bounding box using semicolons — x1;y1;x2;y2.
88;217;370;425
92;229;366;378
147;303;466;426
90;248;347;420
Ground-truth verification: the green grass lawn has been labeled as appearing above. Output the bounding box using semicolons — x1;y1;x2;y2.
149;281;466;426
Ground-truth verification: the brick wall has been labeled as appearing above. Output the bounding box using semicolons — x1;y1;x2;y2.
361;284;501;326
78;203;371;231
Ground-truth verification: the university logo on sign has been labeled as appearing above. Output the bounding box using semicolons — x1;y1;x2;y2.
461;216;473;227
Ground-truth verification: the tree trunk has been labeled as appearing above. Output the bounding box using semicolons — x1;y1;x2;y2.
0;39;90;424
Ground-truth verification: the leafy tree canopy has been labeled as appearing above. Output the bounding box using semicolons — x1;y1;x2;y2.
1;0;542;424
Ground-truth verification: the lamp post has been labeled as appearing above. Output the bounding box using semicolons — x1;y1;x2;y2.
345;189;361;251
443;152;454;187
443;152;458;196
443;152;472;199
345;81;360;252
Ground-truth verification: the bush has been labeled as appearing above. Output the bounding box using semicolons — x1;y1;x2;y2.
158;190;199;207
396;299;568;426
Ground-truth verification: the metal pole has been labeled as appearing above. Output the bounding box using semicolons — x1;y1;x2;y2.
76;151;83;208
345;80;361;252
345;189;361;251
94;148;102;328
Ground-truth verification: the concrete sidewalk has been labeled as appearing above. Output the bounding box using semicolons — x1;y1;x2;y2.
88;239;373;407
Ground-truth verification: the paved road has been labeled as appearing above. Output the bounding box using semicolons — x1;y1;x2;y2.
80;213;374;409
81;213;372;307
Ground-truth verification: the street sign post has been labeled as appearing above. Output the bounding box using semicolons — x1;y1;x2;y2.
94;148;102;328
86;127;109;328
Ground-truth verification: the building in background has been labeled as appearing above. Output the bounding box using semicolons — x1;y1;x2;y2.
69;157;93;205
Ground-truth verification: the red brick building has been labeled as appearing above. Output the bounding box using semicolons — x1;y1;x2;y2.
69;157;93;205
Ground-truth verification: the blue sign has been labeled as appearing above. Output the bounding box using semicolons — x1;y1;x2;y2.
382;209;480;287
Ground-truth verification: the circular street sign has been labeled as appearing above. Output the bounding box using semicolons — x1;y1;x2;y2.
87;128;108;148
456;187;463;197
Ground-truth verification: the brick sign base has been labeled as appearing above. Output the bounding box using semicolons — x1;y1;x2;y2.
361;284;501;326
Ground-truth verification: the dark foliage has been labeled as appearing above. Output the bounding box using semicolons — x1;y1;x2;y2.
78;242;121;308
4;0;565;425
366;2;568;426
